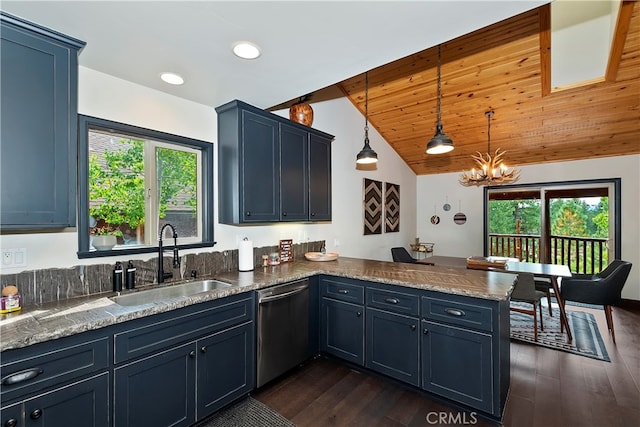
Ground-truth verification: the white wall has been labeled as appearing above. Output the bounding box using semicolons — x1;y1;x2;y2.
0;67;417;273
417;155;640;300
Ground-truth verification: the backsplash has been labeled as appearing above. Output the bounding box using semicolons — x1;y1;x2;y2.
0;240;324;307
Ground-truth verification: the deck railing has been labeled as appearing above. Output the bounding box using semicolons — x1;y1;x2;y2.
489;234;609;274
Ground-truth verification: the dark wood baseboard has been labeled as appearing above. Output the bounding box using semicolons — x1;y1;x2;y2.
620;298;640;310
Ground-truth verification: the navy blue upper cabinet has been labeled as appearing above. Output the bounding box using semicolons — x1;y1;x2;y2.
308;133;332;221
0;13;85;229
280;123;309;221
216;100;334;224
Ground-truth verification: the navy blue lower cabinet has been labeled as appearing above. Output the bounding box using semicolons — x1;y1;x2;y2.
1;373;108;427
366;308;420;386
421;320;493;414
320;298;364;365
114;342;196;427
196;321;255;419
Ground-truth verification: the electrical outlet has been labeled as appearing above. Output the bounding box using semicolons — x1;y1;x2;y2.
1;248;27;268
2;251;12;266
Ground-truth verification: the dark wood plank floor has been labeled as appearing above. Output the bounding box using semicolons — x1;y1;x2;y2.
253;305;640;426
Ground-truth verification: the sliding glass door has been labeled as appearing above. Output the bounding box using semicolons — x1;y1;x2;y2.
484;179;620;274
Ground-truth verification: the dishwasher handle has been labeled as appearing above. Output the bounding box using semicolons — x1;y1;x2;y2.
258;284;308;303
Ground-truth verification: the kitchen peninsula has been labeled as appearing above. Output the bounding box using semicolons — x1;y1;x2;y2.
1;258;515;424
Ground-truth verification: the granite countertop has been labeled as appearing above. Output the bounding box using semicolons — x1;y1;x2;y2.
0;257;515;352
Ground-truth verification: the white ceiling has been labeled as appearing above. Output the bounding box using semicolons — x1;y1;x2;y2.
1;1;549;110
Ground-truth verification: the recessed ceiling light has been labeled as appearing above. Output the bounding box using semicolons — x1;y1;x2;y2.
160;72;184;85
232;42;261;60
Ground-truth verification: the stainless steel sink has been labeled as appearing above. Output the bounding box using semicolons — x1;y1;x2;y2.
110;280;232;306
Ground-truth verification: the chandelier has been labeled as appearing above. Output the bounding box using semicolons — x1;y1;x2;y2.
459;110;520;186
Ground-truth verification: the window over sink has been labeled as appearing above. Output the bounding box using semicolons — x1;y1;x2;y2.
77;115;214;258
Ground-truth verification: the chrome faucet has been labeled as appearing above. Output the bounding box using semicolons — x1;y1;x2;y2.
158;223;180;284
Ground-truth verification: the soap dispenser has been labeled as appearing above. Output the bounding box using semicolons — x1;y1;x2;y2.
125;261;136;289
113;262;123;292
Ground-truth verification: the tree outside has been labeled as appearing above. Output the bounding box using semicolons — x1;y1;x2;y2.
489;197;609;272
88;135;197;245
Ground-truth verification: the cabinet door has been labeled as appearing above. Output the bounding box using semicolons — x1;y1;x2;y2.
1;401;22;427
320;298;364;365
196;321;254;420
0;18;81;229
421;320;493;413
240;110;280;222
308;133;332;221
114;342;196;427
23;373;109;427
279;123;308;221
366;308;420;386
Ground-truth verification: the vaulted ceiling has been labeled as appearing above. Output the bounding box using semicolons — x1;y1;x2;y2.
338;3;640;176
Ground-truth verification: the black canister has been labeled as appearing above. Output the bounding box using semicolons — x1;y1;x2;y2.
113;262;123;292
125;261;136;289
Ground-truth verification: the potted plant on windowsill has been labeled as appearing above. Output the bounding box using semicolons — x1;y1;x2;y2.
91;225;123;251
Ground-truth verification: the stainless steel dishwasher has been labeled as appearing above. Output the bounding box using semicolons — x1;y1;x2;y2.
256;279;310;388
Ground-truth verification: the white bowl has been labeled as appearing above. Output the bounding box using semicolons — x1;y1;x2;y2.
304;252;339;262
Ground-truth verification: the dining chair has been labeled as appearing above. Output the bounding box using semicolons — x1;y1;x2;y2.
534;277;555;316
560;260;632;343
391;247;417;263
510;272;546;341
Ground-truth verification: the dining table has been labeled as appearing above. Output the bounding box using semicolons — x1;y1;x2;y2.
418;256;574;342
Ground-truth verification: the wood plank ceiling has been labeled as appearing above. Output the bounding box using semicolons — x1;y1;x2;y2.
337;3;640;176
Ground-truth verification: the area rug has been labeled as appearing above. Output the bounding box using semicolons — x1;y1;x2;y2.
510;305;610;362
196;397;295;427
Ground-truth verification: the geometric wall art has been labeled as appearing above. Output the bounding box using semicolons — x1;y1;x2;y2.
363;178;383;235
384;182;400;233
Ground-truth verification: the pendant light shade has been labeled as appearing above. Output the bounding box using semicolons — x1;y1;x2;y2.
356;71;378;165
356;137;378;164
426;45;454;155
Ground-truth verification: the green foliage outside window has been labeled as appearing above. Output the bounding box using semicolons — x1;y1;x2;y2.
89;138;197;235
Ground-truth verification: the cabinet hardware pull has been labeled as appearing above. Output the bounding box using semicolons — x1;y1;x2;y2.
337;289;349;294
30;409;42;420
311;213;315;217
189;350;196;358
423;328;429;334
356;311;362;317
245;211;251;216
385;298;400;304
444;308;465;317
201;346;207;353
283;212;287;216
4;418;17;427
411;324;417;331
1;368;44;386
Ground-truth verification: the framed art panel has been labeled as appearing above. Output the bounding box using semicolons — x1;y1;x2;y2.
385;182;400;232
363;178;382;235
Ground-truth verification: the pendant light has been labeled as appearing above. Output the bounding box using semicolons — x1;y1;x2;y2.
426;45;454;154
459;110;520;186
356;71;378;164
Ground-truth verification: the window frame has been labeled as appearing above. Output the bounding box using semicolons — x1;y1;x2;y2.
77;114;215;259
482;178;621;262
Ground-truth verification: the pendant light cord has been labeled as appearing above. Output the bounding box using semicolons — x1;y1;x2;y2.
364;72;369;137
436;45;442;125
485;110;494;152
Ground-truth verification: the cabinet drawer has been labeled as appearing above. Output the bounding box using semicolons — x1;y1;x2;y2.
114;296;252;364
1;337;109;403
422;296;493;333
320;277;364;304
367;287;419;316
